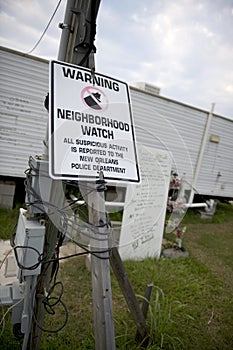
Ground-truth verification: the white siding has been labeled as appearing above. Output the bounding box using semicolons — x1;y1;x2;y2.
130;88;208;187
196;116;233;197
0;47;49;178
0;47;233;199
130;87;233;198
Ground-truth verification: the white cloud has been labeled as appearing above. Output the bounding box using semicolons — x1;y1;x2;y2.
0;0;232;117
225;84;233;93
0;0;65;56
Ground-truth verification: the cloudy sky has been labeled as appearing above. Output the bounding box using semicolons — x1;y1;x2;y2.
0;0;233;118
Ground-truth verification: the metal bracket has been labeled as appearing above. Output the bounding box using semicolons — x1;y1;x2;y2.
58;22;73;32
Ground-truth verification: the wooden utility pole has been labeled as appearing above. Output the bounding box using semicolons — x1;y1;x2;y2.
60;0;115;347
29;1;115;349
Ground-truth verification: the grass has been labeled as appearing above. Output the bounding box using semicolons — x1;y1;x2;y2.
181;200;233;224
0;206;19;240
188;223;233;268
0;201;233;349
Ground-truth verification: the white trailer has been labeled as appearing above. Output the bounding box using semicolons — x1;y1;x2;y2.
0;47;48;178
130;85;233;200
1;46;233;202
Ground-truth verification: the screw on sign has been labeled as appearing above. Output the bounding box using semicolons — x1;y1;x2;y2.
81;86;109;112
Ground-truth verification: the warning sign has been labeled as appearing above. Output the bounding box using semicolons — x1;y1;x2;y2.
49;60;140;182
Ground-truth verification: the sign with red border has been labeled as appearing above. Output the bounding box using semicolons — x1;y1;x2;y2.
49;60;140;182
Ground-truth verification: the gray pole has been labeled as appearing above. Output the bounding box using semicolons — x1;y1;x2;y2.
57;0;76;61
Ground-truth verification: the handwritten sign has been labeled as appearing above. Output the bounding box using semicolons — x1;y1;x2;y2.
118;145;171;260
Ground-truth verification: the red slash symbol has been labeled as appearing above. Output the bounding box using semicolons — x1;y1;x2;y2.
81;86;108;112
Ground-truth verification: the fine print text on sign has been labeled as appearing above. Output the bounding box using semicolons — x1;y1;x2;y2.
49;60;140;182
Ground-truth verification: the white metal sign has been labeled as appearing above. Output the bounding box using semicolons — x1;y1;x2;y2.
49;60;140;182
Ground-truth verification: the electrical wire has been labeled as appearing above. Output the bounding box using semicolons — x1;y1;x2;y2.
23;193;112;243
33;298;68;333
43;244;111;264
33;278;68;333
31;235;111;334
26;0;63;54
10;230;45;271
13;246;43;271
9;161;113;336
28;231;67;334
0;304;4;338
0;248;13;271
0;299;24;337
0;161;112;338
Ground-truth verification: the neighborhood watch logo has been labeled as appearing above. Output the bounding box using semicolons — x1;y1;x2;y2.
81;86;108;112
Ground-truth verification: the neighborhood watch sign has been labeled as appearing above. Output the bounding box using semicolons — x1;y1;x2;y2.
49;60;140;182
